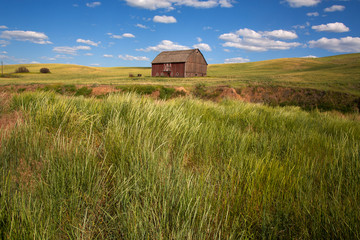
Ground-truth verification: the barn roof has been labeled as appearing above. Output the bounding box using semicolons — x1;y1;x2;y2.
151;49;207;64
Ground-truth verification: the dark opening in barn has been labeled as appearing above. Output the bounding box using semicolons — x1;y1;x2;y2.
151;49;208;78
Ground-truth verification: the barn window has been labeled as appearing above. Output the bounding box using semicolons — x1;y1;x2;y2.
176;72;179;76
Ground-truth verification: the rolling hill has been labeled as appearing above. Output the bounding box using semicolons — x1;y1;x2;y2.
1;53;359;96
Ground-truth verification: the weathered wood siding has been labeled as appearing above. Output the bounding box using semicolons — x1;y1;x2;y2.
185;50;207;77
151;63;185;77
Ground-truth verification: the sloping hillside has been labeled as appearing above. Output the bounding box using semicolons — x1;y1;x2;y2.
1;53;360;96
208;53;360;96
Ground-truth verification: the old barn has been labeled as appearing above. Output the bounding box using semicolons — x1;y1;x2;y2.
151;49;207;78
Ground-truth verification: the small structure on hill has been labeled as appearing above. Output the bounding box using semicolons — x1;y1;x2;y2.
151;49;207;78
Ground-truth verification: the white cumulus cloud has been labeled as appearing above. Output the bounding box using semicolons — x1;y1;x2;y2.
137;40;190;52
261;30;298;40
224;57;250;63
124;0;233;10
136;24;148;29
193;43;212;51
153;15;177;24
53;46;91;55
312;22;349;33
76;39;100;47
118;54;150;61
301;55;318;58
0;30;52;44
108;33;135;39
309;37;360;52
219;28;301;52
219;0;233;8
0;40;10;47
86;2;101;7
307;12;319;17
103;54;114;58
284;0;321;7
122;33;135;38
324;5;345;12
236;28;262;38
0;26;8;29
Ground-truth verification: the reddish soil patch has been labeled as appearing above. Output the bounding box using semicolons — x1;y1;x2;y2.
150;90;160;99
174;87;189;95
1;83;358;113
0;92;12;110
0;92;23;147
0;111;21;130
217;88;244;101
0;111;22;149
0;84;42;93
91;85;120;96
237;86;360;113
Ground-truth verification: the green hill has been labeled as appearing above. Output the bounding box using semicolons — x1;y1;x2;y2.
208;53;360;96
1;53;360;96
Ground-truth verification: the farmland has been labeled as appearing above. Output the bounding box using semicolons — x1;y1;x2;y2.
0;53;360;238
1;53;360;96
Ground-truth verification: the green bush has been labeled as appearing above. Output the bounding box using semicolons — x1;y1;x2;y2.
75;86;92;96
15;66;29;73
193;83;207;98
40;68;51;74
117;85;176;100
159;86;175;100
117;85;158;95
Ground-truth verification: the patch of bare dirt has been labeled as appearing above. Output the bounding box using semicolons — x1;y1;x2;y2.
150;90;160;99
0;111;23;148
237;86;360;113
0;111;21;130
0;84;42;93
217;88;244;101
174;87;189;95
91;85;120;96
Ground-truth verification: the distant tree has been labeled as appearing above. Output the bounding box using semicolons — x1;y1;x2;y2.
15;66;29;73
40;68;51;73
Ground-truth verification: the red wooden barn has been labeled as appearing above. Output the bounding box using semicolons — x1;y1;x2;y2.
151;49;207;78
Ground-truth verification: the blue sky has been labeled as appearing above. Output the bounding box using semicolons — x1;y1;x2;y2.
1;0;360;67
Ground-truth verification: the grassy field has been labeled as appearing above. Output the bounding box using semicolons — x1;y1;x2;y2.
0;91;359;239
0;53;359;238
1;53;360;96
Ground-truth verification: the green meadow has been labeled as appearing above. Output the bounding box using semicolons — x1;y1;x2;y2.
0;53;360;238
1;53;360;96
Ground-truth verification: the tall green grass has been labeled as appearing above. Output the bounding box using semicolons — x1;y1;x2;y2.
1;92;359;238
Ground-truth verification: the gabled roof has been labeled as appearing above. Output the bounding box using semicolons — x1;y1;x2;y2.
151;49;207;64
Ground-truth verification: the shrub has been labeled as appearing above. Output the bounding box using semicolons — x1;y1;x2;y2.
118;85;158;95
159;86;175;100
17;88;26;93
40;68;51;73
193;83;207;98
15;66;29;73
75;87;92;97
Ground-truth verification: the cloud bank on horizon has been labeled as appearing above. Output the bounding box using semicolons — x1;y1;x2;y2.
0;0;359;66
